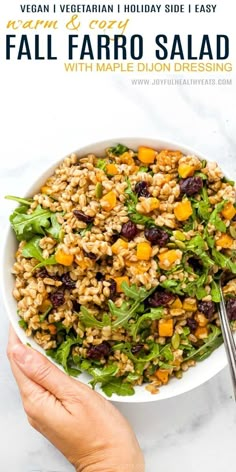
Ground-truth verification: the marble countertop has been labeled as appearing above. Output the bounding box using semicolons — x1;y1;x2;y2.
1;68;236;471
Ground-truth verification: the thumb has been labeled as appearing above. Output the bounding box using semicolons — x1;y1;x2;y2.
10;342;88;402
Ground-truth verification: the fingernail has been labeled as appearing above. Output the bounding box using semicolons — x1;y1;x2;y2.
12;344;32;367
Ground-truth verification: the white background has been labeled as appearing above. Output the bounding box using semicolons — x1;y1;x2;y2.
1;0;236;471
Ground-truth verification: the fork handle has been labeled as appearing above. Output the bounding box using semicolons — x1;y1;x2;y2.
219;287;236;400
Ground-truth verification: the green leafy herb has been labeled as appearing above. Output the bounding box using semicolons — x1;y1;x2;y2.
88;365;119;388
209;201;227;233
18;319;28;330
131;308;163;341
9;204;54;241
194;172;208;180
79;222;93;237
222;177;235;186
112;341;160;364
183;219;194;232
211;248;236;274
5;195;33;206
79;307;111;328
160;344;174;362
102;378;135;397
109;282;156;328
160;279;184;296
201;160;207;168
138;166;149;172
186;235;214;268
96;159;107;171
196;201;211;222
46;336;82;374
108;144;129;156
125;178;138;206
185;325;223;362
22;236;58;268
210;280;221;303
46;213;63;241
39;303;53;322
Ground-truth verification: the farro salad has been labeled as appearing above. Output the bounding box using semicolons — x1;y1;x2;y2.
6;144;236;397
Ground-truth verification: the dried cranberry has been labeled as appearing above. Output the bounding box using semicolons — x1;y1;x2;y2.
108;279;117;299
49;288;65;307
131;344;144;355
187;317;198;331
198;301;216;319
121;221;138;241
73;210;94;224
226;298;236;321
148;290;174;307
51;275;62;281
72;300;81;312
179;177;203;196
87;341;111;360
85;252;97;260
135;181;150;198
144;227;169;247
61;273;76;289
36;268;48;279
96;272;104;281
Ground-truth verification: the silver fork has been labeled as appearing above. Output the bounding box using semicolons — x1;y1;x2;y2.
218;281;236;400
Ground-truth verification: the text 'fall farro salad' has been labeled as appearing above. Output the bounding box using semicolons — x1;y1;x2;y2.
6;144;236;397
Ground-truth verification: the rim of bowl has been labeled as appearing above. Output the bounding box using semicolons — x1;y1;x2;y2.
0;136;229;403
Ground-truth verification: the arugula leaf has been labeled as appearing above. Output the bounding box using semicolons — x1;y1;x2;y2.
39;303;53;322
209;201;227;233
183;219;194;232
185;325;223;362
46;336;82;374
108;144;129;156
9;204;53;241
88;365;119;388
210;280;221;303
186;235;214;268
79;222;93;237
131;308;163;341
185;272;208;300
222;177;235;186
96;159;107;171
125;178;138;206
112;341;160;363
109;284;156;328
102;378;135;397
160;279;184;296
196;200;211;222
195;172;208;180
22;236;58;268
160;344;174;362
18;319;28;330
204;229;215;249
34;255;57;269
211;248;236;274
46;213;63;241
5;195;33;206
138;166;149;172
22;236;45;261
79;307;111;328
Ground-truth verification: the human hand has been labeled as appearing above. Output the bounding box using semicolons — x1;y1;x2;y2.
7;326;144;472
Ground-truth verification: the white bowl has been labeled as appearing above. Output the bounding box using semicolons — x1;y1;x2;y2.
1;137;231;402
